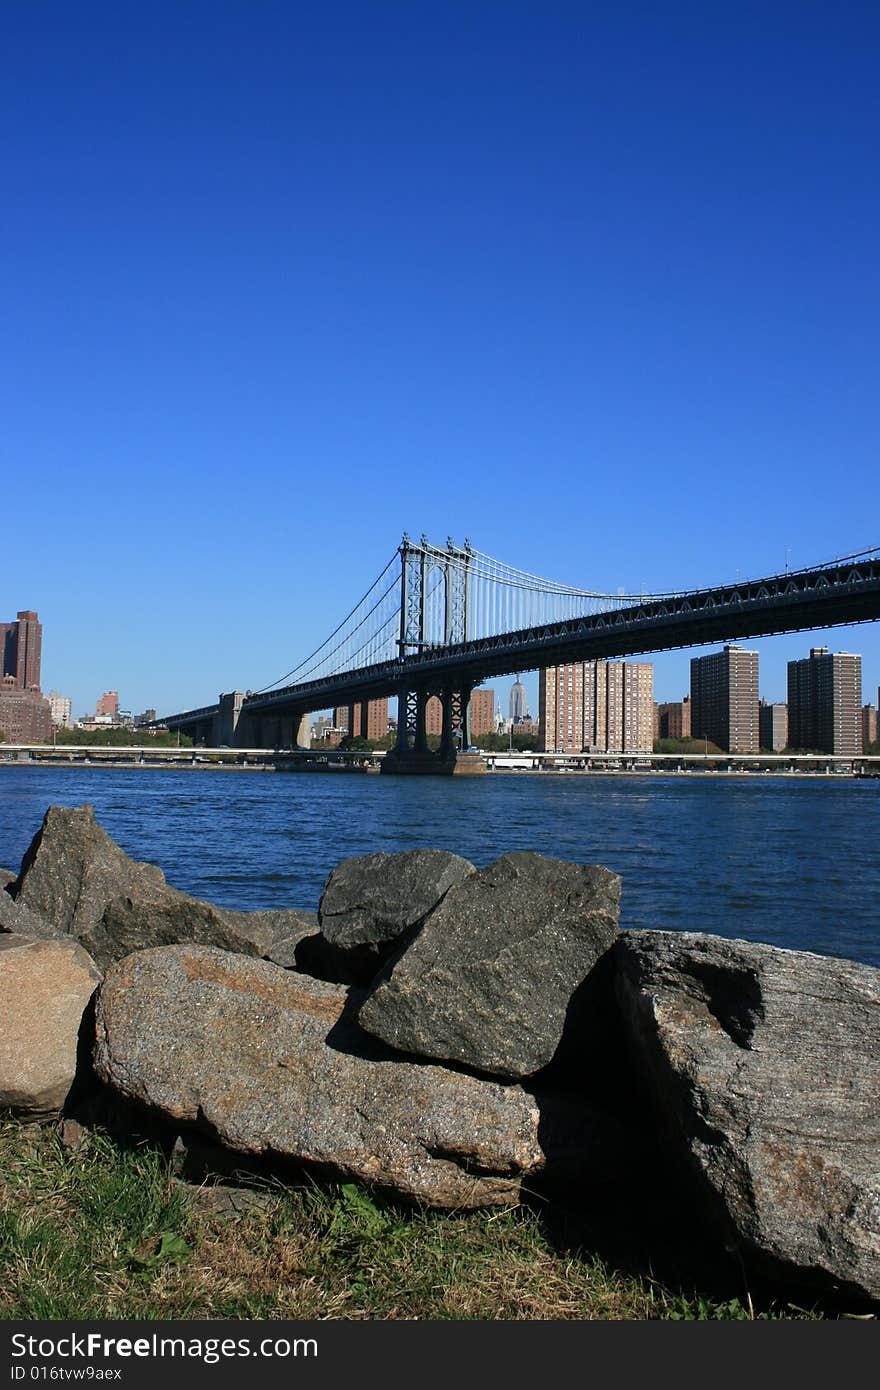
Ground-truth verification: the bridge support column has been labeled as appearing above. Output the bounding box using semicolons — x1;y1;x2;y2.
295;714;310;749
459;685;473;750
395;685;419;752
216;692;245;747
414;691;429;753
440;688;455;761
346;703;356;739
359;700;370;741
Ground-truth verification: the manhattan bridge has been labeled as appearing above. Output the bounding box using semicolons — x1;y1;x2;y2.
158;535;880;771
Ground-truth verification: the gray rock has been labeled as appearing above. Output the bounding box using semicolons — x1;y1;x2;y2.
248;909;319;968
0;868;16;891
0;934;101;1117
11;805;312;972
357;852;621;1079
0;883;60;940
93;945;546;1208
318;849;475;950
615;930;880;1303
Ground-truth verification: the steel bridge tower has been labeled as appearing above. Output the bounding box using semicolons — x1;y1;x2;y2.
386;533;482;770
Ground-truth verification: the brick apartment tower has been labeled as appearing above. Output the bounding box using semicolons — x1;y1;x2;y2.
787;648;862;755
469;688;496;738
689;645;759;753
1;611;42;690
333;698;389;740
540;663;586;752
540;660;654;753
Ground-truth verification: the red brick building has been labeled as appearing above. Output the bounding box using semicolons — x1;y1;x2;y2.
656;698;692;740
1;611;42;690
0;679;52;743
333;698;389;741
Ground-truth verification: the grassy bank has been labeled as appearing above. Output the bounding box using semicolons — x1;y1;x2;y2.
0;1120;836;1321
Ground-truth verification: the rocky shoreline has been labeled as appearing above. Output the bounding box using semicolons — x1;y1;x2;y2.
1;804;878;1307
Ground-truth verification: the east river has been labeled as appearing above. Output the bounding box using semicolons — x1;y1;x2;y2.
1;765;878;968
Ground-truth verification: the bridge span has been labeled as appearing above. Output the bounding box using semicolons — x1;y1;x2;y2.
156;538;880;770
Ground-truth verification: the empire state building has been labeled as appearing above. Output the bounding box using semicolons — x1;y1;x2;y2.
509;676;528;722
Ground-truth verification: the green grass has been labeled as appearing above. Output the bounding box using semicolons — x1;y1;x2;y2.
0;1118;829;1320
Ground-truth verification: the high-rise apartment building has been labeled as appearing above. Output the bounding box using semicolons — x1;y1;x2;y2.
469;689;496;737
690;645;759;753
540;660;654;753
759;701;788;752
862;704;877;750
1;611;42;691
787;648;862;755
542;663;586;752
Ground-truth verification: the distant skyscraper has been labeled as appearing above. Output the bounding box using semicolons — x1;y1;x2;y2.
861;704;877;750
509;676;528;722
787;648;861;755
1;611;42;691
540;660;654;753
690;645;759;753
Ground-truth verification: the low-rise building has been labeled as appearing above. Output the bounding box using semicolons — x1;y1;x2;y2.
656;698;691;740
48;691;73;730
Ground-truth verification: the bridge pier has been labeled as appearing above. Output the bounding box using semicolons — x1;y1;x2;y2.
383;683;484;775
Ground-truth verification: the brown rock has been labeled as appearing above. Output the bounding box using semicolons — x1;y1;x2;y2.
93;945;546;1208
0;934;101;1117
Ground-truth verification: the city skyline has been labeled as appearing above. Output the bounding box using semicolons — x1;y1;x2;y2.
15;600;880;742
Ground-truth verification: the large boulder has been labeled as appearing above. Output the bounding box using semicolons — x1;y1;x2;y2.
615;930;880;1303
315;849;475;983
10;805;314;972
357;852;621;1079
93;945;546;1208
0;934;101;1117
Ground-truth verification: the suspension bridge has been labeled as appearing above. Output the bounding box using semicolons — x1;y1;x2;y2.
158;535;880;771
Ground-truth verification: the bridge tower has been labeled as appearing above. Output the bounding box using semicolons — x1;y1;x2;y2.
384;534;483;774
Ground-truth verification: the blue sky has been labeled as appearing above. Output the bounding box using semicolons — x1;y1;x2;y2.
3;2;879;720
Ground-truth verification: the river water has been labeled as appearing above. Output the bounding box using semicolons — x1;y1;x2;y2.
0;766;878;968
